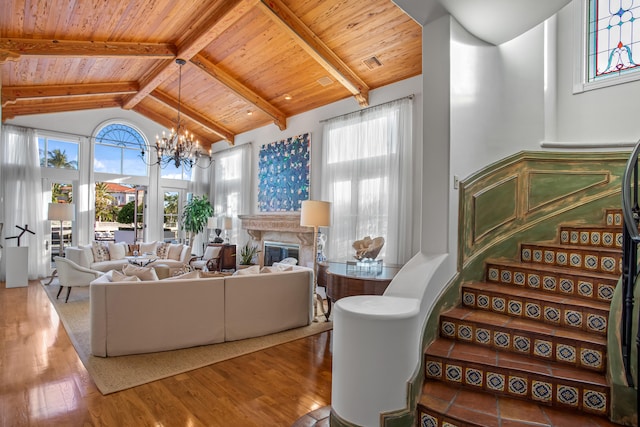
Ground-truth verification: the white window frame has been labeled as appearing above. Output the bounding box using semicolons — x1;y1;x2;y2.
574;0;640;93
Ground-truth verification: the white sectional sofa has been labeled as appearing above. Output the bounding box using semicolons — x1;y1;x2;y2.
89;267;314;357
65;241;191;273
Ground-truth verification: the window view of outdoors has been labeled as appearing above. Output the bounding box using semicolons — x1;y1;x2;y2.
94;183;145;243
39;137;78;169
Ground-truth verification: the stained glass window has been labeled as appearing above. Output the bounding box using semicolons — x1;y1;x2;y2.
589;0;640;81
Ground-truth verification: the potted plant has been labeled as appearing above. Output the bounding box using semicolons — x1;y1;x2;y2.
181;195;214;247
239;241;260;266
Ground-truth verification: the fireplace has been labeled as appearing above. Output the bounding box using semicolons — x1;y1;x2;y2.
263;241;300;266
238;213;314;268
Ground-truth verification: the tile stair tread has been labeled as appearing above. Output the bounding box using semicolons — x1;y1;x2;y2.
425;339;608;387
485;259;620;281
464;281;612;313
441;306;607;346
559;225;622;231
521;242;622;255
418;381;619;427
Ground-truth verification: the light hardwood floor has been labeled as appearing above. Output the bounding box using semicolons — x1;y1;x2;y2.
0;280;333;427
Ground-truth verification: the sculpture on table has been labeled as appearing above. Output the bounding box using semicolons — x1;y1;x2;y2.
352;236;385;260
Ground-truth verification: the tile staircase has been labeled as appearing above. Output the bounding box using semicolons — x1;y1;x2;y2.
418;209;624;427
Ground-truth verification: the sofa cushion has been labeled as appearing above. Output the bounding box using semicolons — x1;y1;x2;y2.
90;270;113;285
92;241;110;262
167;243;183;260
233;265;260;276
108;242;127;260
140;241;158;255
122;264;159;281
162;270;200;280
80;244;95;265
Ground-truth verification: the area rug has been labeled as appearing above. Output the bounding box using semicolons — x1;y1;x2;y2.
40;279;333;395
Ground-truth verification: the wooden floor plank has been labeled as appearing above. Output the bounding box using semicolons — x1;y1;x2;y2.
0;281;332;426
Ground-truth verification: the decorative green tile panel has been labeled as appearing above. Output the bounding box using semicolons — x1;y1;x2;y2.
473;176;517;241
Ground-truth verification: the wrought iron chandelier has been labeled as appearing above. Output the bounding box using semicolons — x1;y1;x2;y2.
146;58;212;170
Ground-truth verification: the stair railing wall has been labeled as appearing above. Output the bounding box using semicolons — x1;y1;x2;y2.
620;140;640;397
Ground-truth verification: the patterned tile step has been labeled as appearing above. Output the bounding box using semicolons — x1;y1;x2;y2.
424;340;609;416
462;282;610;335
605;209;623;227
440;307;607;372
485;260;618;303
520;243;621;275
418;381;620;427
558;226;622;249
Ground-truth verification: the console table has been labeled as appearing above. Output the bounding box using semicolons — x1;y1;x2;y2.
317;261;402;317
207;243;237;271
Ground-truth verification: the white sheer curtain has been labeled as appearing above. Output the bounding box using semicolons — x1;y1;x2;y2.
187;158;212;255
321;97;414;265
0;125;47;280
212;143;252;245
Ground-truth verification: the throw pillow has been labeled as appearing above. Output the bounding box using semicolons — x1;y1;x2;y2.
162;270;201;280
200;271;227;278
156;242;170;259
91;241;110;262
90;271;112;285
122;264;159;281
139;241;158;255
112;270;140;282
108;242;127;260
272;263;293;272
232;265;260;276
167;243;183;261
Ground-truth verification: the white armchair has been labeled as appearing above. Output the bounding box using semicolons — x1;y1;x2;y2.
189;245;222;271
54;256;104;303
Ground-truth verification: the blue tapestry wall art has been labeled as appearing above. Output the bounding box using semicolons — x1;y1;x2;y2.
258;133;310;212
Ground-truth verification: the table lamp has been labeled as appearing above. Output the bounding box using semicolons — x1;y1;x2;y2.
300;200;331;321
48;202;75;258
223;216;233;244
207;216;217;242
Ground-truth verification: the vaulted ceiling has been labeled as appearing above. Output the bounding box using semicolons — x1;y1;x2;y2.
0;0;422;149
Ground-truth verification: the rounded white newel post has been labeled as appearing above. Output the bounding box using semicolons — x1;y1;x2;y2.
332;295;421;426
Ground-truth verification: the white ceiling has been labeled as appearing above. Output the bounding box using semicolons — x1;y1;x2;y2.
394;0;573;45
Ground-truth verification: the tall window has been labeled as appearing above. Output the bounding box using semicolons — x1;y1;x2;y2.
94;123;148;176
588;0;639;81
212;144;252;245
39;136;78;169
321;97;414;265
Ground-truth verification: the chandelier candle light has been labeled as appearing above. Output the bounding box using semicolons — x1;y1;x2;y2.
150;58;212;170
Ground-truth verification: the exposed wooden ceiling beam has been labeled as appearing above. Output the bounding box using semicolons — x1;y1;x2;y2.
148;89;235;145
2;82;139;107
122;0;248;110
131;103;214;150
0;38;176;58
257;0;369;107
191;54;286;131
2;98;122;121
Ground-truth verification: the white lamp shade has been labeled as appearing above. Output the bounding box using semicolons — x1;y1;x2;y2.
48;203;75;221
207;216;217;228
300;200;331;227
223;216;233;230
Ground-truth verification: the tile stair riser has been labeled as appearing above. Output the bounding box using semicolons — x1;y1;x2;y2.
461;286;609;336
418;408;482;427
559;227;623;249
605;209;623;227
485;263;617;303
424;355;610;416
439;318;606;372
520;244;622;275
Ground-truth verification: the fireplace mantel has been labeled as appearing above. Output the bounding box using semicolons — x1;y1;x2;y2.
238;213;315;267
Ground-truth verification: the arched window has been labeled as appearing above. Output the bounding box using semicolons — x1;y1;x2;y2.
94;122;148;176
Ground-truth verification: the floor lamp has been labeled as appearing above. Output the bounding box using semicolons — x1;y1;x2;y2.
300;200;331;321
45;203;75;285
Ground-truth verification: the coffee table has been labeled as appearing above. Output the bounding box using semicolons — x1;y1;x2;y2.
125;255;158;267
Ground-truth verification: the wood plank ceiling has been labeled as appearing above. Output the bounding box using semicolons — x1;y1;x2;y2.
0;0;421;149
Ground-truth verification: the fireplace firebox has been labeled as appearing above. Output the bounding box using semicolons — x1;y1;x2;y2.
263;241;300;266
